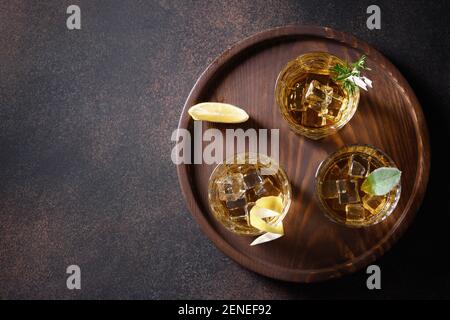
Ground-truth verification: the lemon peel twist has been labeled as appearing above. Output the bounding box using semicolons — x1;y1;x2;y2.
249;196;286;246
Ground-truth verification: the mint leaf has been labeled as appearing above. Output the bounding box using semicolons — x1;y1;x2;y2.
361;167;401;196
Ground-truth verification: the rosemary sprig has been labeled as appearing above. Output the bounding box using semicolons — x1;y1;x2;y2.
331;55;372;95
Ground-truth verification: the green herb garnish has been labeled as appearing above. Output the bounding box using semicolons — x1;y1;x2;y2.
361;167;401;196
331;55;372;95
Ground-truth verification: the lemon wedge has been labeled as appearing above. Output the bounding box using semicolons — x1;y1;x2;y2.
188;102;249;123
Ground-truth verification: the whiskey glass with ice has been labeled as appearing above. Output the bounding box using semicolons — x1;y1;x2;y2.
275;52;360;140
315;145;401;227
208;153;292;235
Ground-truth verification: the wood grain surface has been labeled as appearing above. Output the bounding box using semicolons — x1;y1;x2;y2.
177;25;430;282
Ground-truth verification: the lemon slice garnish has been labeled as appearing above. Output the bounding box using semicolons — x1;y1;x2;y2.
188;102;249;123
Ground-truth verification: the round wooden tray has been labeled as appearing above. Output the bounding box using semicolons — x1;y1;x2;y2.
177;25;430;282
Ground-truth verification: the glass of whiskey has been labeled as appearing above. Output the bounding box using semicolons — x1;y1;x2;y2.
275;52;360;140
208;153;292;235
315;145;401;227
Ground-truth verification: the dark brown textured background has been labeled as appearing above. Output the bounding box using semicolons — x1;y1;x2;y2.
0;0;448;299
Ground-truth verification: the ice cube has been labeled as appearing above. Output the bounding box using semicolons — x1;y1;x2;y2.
229;201;254;226
332;92;344;103
348;154;372;177
336;179;360;204
228;207;247;220
243;169;263;189
327;165;341;180
338;158;350;179
226;196;247;209
348;155;366;178
225;197;247;219
302;79;333;111
301;108;327;128
321;180;338;199
287;84;308;112
245;202;255;218
255;178;280;197
245;188;258;203
217;173;245;201
307;102;328;117
345;204;366;222
324;99;342;122
362;194;386;215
